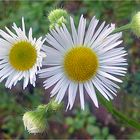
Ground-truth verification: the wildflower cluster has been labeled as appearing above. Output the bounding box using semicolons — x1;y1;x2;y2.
0;8;140;134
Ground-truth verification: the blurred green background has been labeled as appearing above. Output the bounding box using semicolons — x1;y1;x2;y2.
0;0;140;139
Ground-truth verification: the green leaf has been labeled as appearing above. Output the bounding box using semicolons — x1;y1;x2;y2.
107;135;116;140
74;118;84;129
68;127;74;134
87;116;96;124
102;127;109;137
66;117;74;126
86;125;100;136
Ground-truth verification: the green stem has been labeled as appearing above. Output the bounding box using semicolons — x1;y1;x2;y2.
98;94;140;130
112;23;131;34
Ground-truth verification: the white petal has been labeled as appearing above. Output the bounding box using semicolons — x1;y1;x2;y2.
43;73;63;89
70;16;78;45
98;70;122;83
84;81;99;107
68;82;78;110
92;78;110;101
79;83;85;110
89;21;105;46
55;78;69;103
22;17;26;35
84;16;99;46
51;76;65;97
78;15;86;44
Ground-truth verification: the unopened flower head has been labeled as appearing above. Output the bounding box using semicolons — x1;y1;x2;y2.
23;110;47;134
39;15;127;110
48;8;68;30
131;11;140;37
0;17;45;89
48;8;68;23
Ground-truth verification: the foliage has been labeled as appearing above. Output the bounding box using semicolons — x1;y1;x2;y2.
0;84;43;139
66;105;116;139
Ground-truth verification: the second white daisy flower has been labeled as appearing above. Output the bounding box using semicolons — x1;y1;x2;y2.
39;15;127;110
0;17;45;89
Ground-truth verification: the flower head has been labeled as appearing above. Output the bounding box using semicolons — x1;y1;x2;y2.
0;17;45;89
131;11;140;37
39;15;127;110
23;110;47;134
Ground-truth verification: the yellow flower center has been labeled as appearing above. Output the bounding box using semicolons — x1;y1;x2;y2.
64;46;99;82
9;41;37;71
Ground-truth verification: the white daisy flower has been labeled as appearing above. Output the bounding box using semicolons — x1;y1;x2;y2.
0;17;45;89
39;15;127;110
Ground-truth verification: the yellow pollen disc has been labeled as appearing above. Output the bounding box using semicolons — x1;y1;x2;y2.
9;41;37;71
64;46;99;82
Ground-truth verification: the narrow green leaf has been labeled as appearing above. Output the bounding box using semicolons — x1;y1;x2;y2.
97;94;140;130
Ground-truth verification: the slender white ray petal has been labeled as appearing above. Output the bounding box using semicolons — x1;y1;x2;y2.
85;81;99;107
0;68;15;82
98;70;122;83
62;24;74;47
22;17;26;35
98;75;120;89
55;78;69;103
68;82;78;109
78;15;86;44
0;38;11;48
28;28;33;42
70;16;78;45
79;83;85;110
43;73;63;89
89;21;105;46
46;34;65;52
97;75;117;95
59;26;73;48
94;32;122;51
91;24;115;49
0;29;15;43
84;16;99;45
92;78;110;101
99;40;123;54
95;77;114;99
54;26;71;49
100;66;127;71
39;67;62;78
23;72;30;89
51;76;65;97
5;26;18;40
39;66;62;73
99;50;127;60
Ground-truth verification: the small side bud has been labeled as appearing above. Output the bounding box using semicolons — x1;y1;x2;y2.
131;12;140;37
23;109;47;134
47;99;63;113
48;8;68;30
48;8;68;23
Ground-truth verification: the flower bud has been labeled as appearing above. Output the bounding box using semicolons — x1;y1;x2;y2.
48;99;63;111
48;8;68;30
131;12;140;37
23;109;47;134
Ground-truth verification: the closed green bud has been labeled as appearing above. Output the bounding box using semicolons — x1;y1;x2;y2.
23;109;47;134
131;12;140;37
48;8;68;30
48;8;68;23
